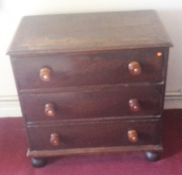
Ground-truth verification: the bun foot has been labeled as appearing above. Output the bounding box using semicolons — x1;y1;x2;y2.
31;157;47;168
145;151;161;161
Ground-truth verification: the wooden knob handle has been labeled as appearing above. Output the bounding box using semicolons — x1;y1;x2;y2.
50;133;60;146
129;98;141;112
44;103;56;117
128;130;138;143
40;67;51;82
128;61;142;76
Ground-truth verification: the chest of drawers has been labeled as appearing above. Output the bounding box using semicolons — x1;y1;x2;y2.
8;10;172;167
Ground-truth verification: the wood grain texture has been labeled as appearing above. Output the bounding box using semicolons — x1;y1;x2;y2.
7;10;172;55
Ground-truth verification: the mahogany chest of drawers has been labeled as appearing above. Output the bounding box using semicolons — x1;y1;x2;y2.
8;10;172;167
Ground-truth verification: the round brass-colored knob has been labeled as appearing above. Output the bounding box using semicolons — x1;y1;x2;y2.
50;133;60;146
128;61;142;76
127;129;138;143
44;103;56;117
39;67;52;82
129;98;141;112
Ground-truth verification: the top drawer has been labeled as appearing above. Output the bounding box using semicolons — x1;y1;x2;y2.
11;48;168;90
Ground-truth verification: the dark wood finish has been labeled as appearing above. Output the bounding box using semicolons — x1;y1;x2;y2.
8;10;172;55
27;119;161;150
11;48;167;90
27;145;163;157
7;11;172;165
21;85;162;122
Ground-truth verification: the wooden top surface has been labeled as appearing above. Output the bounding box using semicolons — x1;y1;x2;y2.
8;10;172;55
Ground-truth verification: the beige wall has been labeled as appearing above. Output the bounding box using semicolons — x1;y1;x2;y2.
0;0;182;116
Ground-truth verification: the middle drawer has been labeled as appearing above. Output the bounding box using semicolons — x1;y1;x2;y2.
21;85;162;122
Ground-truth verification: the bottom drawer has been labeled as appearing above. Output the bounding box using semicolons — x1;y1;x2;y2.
27;119;161;150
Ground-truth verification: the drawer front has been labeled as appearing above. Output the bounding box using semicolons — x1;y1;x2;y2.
21;85;163;122
12;48;167;90
27;119;161;150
